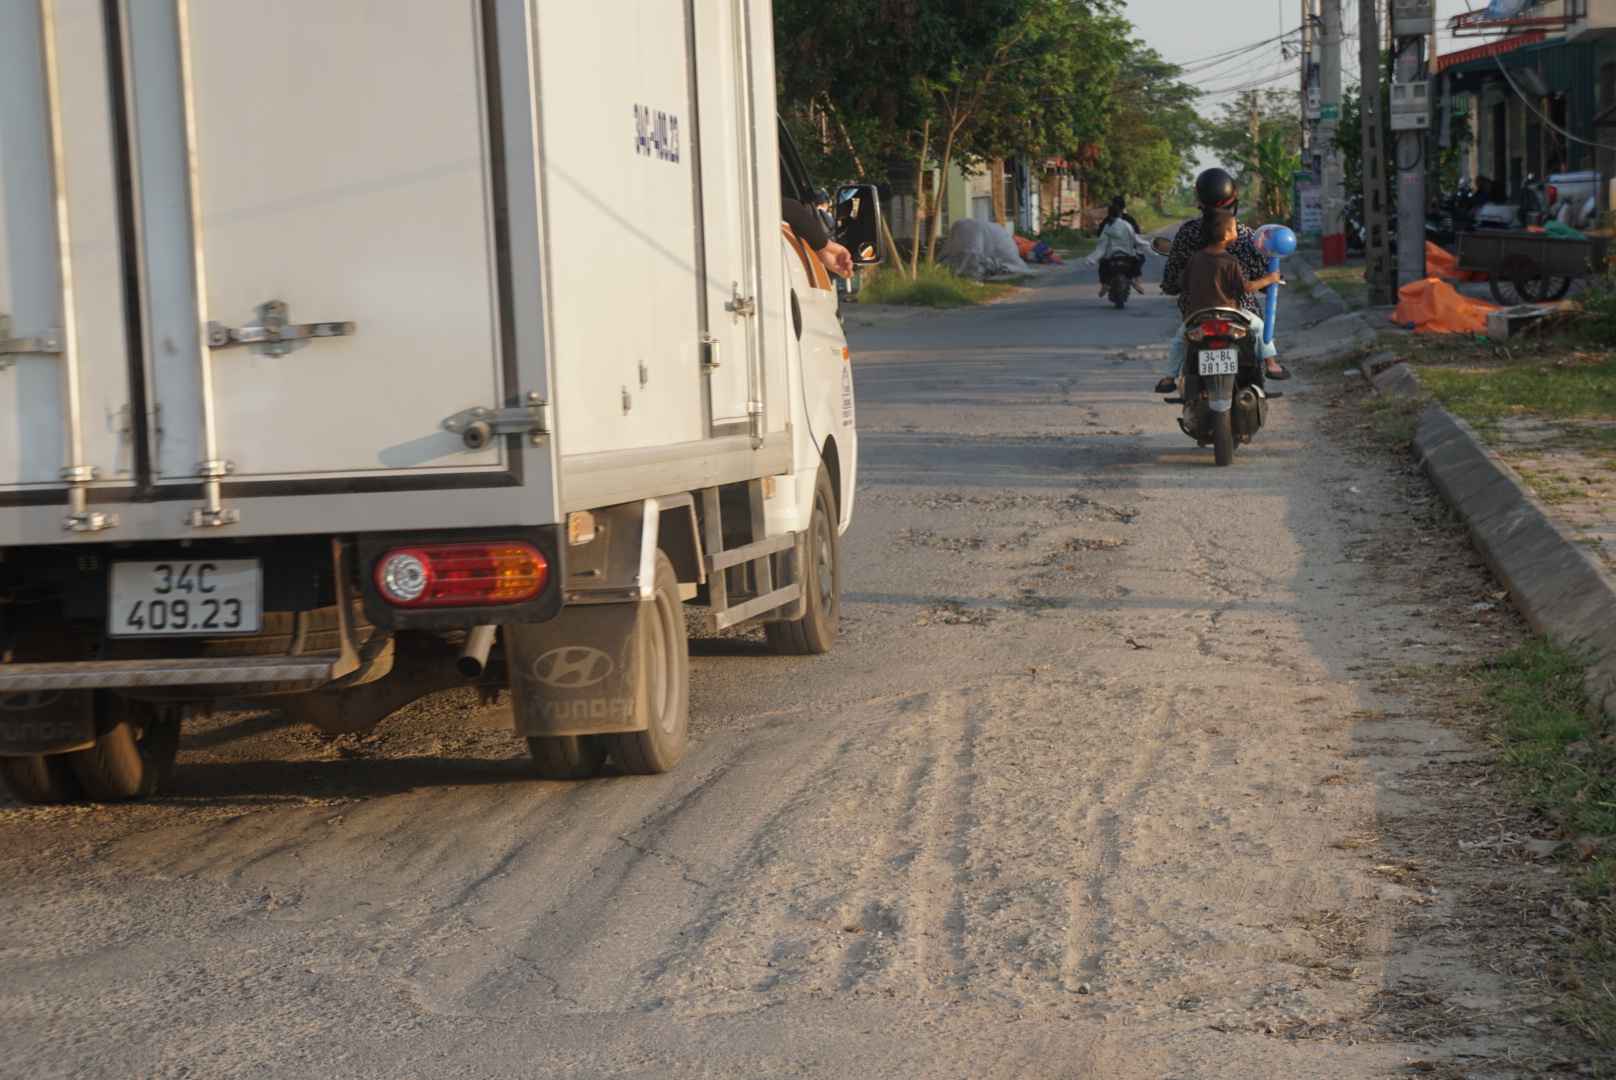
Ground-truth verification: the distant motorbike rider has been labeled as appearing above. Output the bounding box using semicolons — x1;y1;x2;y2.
1156;168;1289;393
1088;195;1149;297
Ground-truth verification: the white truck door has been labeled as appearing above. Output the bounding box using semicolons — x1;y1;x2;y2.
130;0;509;485
693;0;762;435
0;1;137;519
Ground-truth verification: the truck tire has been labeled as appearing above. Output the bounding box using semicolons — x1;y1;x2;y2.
765;468;841;655
0;755;82;804
67;699;181;802
607;552;689;774
527;735;608;780
1212;410;1235;467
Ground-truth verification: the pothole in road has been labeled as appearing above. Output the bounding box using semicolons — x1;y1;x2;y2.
915;600;996;627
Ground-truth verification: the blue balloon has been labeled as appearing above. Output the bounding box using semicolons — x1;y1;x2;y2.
1253;225;1296;346
1256;224;1297;259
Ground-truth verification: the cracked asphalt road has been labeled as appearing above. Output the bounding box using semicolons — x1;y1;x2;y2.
0;262;1536;1077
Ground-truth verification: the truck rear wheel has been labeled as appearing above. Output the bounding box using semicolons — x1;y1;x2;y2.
0;755;82;805
765;469;841;655
527;735;608;780
68;699;181;802
607;552;689;774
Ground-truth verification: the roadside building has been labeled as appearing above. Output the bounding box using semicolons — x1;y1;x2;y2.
1437;0;1616;209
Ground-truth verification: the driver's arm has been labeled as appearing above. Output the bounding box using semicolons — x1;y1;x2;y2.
782;197;830;250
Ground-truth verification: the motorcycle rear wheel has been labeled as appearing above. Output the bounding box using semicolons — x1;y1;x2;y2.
1212;411;1234;467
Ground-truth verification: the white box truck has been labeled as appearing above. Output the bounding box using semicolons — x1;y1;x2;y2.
0;0;880;801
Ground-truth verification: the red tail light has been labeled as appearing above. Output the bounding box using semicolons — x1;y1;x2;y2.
374;542;548;608
1201;319;1232;336
1547;184;1558;205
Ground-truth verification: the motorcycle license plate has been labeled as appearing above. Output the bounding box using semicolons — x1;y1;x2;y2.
1198;348;1238;376
108;560;263;637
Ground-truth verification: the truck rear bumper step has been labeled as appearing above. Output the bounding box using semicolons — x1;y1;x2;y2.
0;655;339;691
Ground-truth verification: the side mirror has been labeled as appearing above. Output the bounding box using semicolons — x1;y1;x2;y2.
1150;236;1173;256
835;183;883;265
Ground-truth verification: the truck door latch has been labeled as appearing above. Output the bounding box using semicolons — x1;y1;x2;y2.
442;392;550;450
724;284;756;319
208;300;354;358
0;314;62;371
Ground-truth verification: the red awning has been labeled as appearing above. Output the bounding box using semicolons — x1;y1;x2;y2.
1436;31;1545;74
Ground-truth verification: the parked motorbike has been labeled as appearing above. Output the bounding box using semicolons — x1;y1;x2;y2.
1471;175;1549;230
1345;188;1470;253
1098;252;1143;309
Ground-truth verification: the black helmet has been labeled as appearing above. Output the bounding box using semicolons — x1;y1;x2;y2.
1195;167;1238;210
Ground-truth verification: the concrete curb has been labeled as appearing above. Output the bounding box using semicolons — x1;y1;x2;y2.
1285;255;1377;365
1360;355;1616;720
1290;256;1350;317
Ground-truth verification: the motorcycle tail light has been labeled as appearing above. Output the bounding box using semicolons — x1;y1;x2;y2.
1187;319;1247;343
1547;184;1558;205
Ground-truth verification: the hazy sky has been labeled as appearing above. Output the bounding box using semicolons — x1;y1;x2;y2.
1123;0;1489;119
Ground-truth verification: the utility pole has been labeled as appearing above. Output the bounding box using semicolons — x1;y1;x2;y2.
1248;94;1263;209
1394;39;1427;287
1300;0;1313;159
1359;0;1394;305
1390;1;1433;287
1320;0;1346;265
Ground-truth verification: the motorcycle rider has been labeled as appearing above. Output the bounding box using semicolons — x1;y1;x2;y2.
1155;168;1289;394
1088;195;1149;297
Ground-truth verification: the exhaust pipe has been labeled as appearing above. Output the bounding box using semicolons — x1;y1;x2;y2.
457;625;497;679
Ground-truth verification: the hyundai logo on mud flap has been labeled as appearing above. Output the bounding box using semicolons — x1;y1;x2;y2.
533;646;614;689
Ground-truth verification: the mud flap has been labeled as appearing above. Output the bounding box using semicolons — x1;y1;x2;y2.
505;602;651;736
0;690;96;756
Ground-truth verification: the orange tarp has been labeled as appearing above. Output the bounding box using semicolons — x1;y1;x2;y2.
1391;277;1500;335
1424;241;1486;283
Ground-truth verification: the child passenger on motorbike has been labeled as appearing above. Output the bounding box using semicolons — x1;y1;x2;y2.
1156;168;1290;394
1153;211;1281;395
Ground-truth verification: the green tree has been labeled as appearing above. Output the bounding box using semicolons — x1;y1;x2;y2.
1084;40;1202;209
775;0;1131;275
1203;89;1301;205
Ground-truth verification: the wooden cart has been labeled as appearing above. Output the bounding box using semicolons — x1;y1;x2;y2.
1457;230;1611;306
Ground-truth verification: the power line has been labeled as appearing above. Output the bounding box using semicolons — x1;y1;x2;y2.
1170;26;1303;72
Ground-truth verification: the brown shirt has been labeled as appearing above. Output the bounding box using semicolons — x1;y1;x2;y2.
1181;249;1250;314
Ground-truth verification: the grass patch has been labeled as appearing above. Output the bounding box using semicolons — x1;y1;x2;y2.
1131;200;1196;237
1312;261;1371;310
1513;465;1598;505
1032;226;1095;260
1362;386;1431;444
1478;639;1616;1045
1418;351;1616;425
855;263;1020;308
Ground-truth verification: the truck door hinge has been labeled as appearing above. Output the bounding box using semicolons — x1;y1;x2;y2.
442;392;549;450
208;299;355;358
189;459;240;528
724;284;756;319
700;335;720;371
60;465;118;533
0;314;63;371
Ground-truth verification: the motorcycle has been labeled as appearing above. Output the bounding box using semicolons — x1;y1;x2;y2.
1151;225;1295;467
1171;308;1272;466
1471;174;1549;230
1098;252;1144;309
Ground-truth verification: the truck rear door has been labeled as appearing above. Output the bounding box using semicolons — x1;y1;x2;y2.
133;0;510;485
0;1;139;518
2;0;557;545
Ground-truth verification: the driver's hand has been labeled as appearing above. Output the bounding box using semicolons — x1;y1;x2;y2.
819;241;854;279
